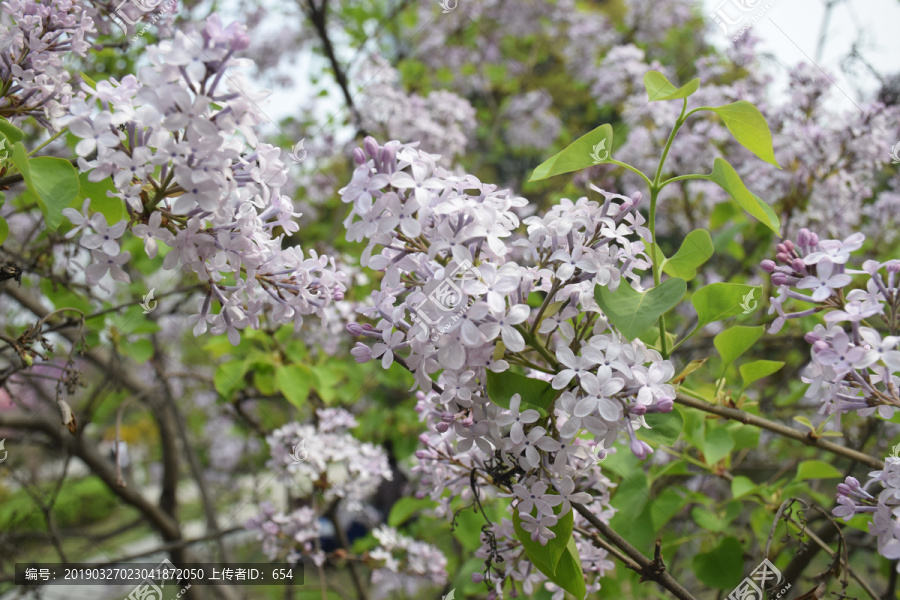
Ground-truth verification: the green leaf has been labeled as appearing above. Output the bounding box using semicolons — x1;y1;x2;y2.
121;337;154;362
10;143;80;230
796;460;843;480
692;536;744;589
79;71;98;90
529;124;613;181
638;409;684;446
731;475;757;499
0;216;7;246
513;505;574;579
643;70;701;101
692;506;726;532
662;229;714;281
551;538;587;600
275;364;314;408
594;278;687;341
703;428;735;465
707;158;780;235
486;369;556;414
214;360;248;398
691;282;761;329
387;497;435;527
76;172;123;224
714;325;764;370
740;360;784;389
708;101;780;167
0;117;24;143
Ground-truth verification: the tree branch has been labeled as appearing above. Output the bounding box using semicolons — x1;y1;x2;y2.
675;393;883;470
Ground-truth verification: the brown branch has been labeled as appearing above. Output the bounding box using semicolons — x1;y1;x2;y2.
572;503;698;600
675;393;884;470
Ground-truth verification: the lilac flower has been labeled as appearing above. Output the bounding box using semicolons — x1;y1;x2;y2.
796;258;851;302
496;394;540;442
517;512;559;545
512;480;562;517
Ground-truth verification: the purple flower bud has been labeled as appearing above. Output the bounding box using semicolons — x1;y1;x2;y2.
776;252;792;265
441;412;456;423
657;398;674;412
333;288;344;301
415;491;426;499
760;259;777;272
630;191;642;205
510;589;519;599
791;258;806;273
776;243;788;254
350;342;371;363
346;322;364;336
419;433;430;444
783;240;795;252
808;232;819;246
630;438;652;460
415;450;428;459
352;147;366;164
797;228;811;247
886;260;900;274
844;476;860;490
363;137;380;160
361;323;375;331
804;331;821;344
488;592;498;600
380;144;395;168
435;422;450;433
462;415;474;427
812;340;830;353
771;272;790;286
630;404;647;415
836;483;853;496
472;573;484;583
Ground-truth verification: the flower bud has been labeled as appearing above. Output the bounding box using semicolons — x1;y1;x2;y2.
472;573;484;583
629;404;647;416
363;136;380;159
771;272;790;286
797;228;811;247
435;422;450;433
441;412;456;423
783;240;795;252
415;450;429;459
346;322;364;336
812;340;830;353
886;260;900;274
776;252;791;264
630;438;652;460
791;258;806;273
760;259;776;272
836;483;854;496
361;323;375;331
462;415;474;427
776;243;788;254
656;397;674;412
415;491;426;499
630;191;642;205
808;232;819;246
804;331;821;344
844;476;860;490
350;342;372;363
352;147;366;164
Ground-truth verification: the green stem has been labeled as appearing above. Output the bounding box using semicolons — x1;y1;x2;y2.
648;99;690;360
28;127;68;157
608;158;653;190
516;324;560;369
658;173;710;189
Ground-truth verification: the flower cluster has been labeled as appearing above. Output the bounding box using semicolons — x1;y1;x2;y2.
834;459;900;569
355;57;476;163
0;0;95;128
763;229;900;421
248;408;447;595
61;15;344;344
341;136;675;592
265;408;393;504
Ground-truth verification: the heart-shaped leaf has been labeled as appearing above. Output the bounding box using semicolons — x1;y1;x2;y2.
594;278;687;340
709;101;780;167
662;229;714;281
10;142;80;230
643;70;701;101
691;282;761;330
529;124;613;181
714;325;764;370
